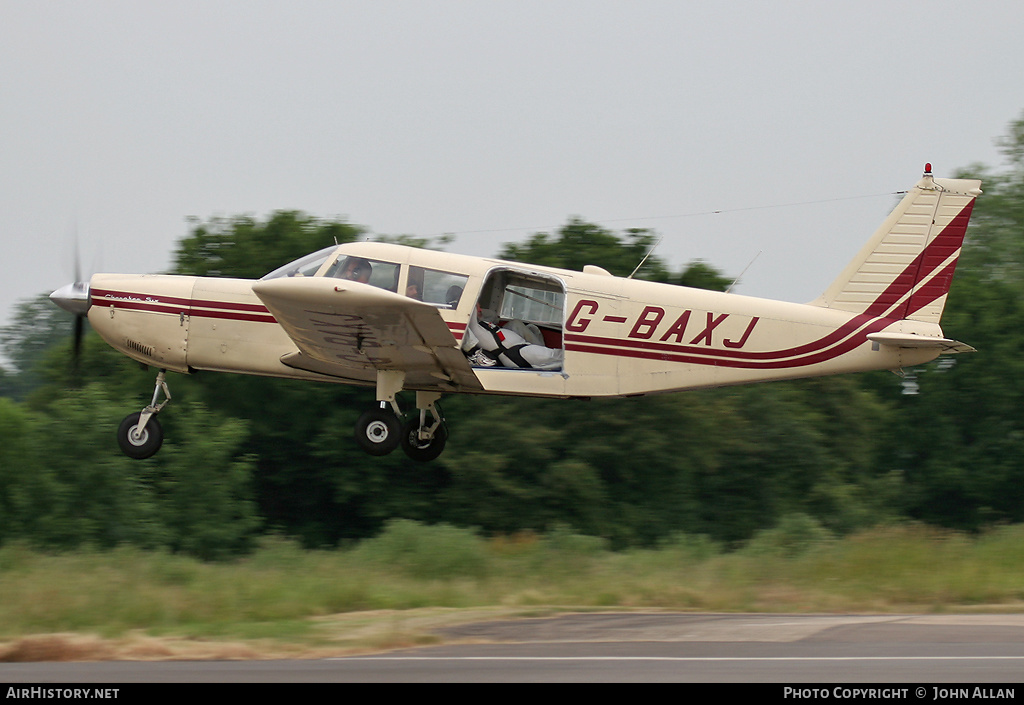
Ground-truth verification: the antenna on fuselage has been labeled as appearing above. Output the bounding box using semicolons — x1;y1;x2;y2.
726;250;762;294
627;235;663;279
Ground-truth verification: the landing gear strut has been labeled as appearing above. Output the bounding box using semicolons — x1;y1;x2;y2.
353;372;448;461
400;392;447;462
117;370;170;460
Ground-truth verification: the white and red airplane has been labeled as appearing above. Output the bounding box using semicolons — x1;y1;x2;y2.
51;165;981;461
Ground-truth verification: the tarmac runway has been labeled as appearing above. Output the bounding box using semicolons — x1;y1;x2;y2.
3;613;1024;683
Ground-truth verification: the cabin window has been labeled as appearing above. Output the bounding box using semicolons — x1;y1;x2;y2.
500;285;564;326
324;256;401;292
407;267;468;308
479;270;565;331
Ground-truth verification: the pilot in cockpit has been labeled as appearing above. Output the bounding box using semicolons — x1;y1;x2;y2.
338;257;372;283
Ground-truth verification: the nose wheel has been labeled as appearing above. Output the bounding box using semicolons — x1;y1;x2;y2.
117;412;164;459
117;370;170;460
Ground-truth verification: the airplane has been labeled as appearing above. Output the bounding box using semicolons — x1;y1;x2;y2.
50;165;981;462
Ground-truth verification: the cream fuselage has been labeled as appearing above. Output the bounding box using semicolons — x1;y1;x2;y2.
87;242;938;400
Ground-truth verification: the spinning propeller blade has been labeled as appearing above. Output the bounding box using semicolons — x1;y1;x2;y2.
49;224;92;373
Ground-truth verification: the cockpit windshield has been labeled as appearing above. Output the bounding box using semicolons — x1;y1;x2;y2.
324;255;401;292
259;246;338;281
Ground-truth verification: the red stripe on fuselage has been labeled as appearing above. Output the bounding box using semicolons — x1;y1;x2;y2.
568;312;875;363
567;315;897;369
188;308;278;324
565;259;958;370
447;321;466;341
564;200;972;370
90;288;278;324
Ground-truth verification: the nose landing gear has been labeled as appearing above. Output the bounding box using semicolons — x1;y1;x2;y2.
117;370;170;460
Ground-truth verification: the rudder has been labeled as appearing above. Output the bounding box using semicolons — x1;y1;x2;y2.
813;166;982;324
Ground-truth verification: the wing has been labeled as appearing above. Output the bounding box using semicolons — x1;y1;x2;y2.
252;277;482;391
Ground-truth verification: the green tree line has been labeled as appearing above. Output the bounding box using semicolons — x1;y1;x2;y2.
2;116;1023;559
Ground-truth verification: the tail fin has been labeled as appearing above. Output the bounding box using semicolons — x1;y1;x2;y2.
813;166;982;324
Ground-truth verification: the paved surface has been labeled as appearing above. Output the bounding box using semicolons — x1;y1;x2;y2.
4;613;1024;682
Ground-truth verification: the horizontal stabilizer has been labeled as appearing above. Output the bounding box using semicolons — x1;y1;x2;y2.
867;332;976;354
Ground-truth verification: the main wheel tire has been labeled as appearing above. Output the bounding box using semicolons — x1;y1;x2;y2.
117;412;164;460
354;408;402;456
400;418;448;462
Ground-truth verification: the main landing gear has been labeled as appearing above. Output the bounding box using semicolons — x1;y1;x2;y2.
354;395;448;462
353;371;448;461
117;370;170;460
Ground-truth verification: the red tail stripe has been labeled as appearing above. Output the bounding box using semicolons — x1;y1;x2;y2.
864;200;974;318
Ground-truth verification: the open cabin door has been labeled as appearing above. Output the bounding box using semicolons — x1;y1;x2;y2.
464;267;567;374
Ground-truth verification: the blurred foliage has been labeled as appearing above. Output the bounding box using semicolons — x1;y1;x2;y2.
351;518;490;579
499;219;671;281
0;386;257;559
882;110;1024;530
956;112;1024;285
174;210;364;279
2;116;1024;559
10;523;1024;642
676;260;733;292
0;295;74;398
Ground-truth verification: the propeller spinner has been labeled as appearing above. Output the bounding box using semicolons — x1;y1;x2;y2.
49;280;91;316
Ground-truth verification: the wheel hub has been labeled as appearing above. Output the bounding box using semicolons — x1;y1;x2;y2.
366;420;391;443
129;425;149;446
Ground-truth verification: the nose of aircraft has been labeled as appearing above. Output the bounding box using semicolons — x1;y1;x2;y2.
50;281;91;316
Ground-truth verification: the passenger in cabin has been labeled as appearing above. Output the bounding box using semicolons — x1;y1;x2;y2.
465;306;563;370
445;285;463;307
406;268;424;300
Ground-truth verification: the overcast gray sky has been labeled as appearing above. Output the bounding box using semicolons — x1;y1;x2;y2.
3;0;1022;337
